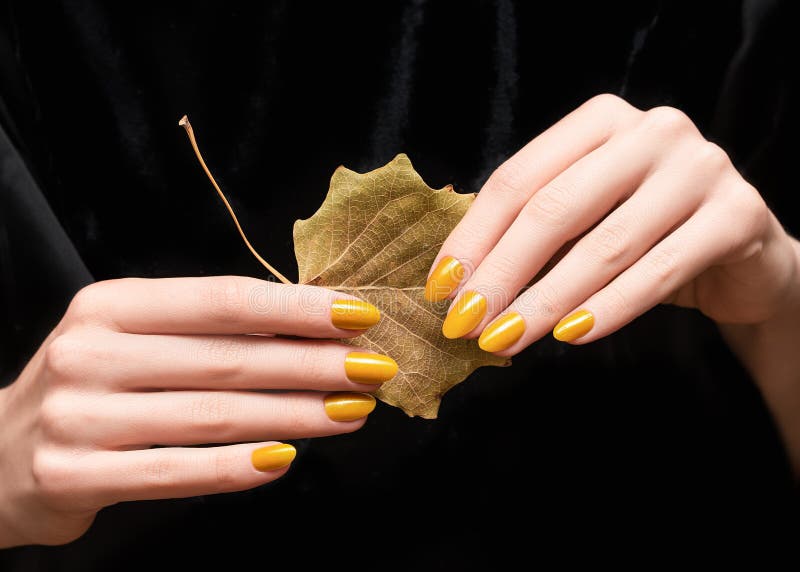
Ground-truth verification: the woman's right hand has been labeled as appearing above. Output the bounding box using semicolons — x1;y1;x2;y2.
0;276;397;548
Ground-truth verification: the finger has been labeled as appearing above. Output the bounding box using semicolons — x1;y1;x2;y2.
476;157;710;353
442;126;661;340
66;276;381;336
75;442;297;505
66;391;376;448
69;332;397;390
425;94;640;301
550;199;756;346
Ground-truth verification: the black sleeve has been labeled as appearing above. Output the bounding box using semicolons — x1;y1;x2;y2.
0;120;92;385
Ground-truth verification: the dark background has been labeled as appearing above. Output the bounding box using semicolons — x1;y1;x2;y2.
1;0;798;568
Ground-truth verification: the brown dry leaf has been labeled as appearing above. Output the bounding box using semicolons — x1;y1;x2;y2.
294;154;509;418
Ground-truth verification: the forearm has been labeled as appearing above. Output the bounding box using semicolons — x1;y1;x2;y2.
719;237;800;475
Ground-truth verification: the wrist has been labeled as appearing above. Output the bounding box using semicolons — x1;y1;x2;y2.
720;235;800;475
0;387;24;548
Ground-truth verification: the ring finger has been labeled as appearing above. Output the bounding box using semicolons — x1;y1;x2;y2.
62;390;378;448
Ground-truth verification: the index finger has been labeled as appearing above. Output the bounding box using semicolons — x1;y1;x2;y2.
424;94;640;302
65;276;380;336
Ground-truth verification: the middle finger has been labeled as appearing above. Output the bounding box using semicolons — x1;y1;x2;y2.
87;332;398;390
66;390;377;447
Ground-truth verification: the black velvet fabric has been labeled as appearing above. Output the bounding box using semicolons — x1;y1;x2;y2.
1;1;798;568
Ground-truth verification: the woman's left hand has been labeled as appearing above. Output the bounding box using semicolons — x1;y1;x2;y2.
424;93;799;355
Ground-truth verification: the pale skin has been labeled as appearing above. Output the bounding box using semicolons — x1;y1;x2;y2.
430;94;800;471
2;94;799;548
0;277;385;547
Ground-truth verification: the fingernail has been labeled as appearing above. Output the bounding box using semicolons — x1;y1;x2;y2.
345;352;398;384
424;256;465;302
331;299;381;330
478;312;526;352
251;443;297;472
553;310;594;342
324;392;377;421
441;291;487;339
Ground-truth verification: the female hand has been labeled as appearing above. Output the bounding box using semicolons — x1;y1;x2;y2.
425;93;799;354
0;276;397;547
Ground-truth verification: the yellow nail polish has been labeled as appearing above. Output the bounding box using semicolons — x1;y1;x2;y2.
324;392;376;422
344;352;398;384
441;290;487;339
478;312;526;352
251;443;296;472
331;299;381;330
424;256;465;302
553;310;594;342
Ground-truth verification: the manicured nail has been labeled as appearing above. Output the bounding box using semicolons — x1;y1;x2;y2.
331;299;381;330
441;291;487;339
345;352;398;384
424;256;465;302
478;312;526;352
251;443;297;472
324;392;376;421
553;310;594;342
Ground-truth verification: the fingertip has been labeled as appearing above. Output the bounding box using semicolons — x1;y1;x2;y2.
341;416;369;434
424;256;465;302
251;443;297;473
330;299;381;330
552;310;594;343
478;312;526;352
344;351;398;384
324;392;376;422
349;381;383;392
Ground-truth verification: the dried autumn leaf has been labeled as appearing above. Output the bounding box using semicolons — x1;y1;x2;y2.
294;154;509;419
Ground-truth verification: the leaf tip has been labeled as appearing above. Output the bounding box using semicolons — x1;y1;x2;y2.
391;153;412;167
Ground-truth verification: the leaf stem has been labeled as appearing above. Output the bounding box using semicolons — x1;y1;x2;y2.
178;115;291;285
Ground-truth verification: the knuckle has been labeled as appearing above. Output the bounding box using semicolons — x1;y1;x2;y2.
483;253;521;289
200;276;248;322
294;286;332;329
141;456;178;489
642;106;693;138
602;283;630;317
213;449;241;492
293;344;330;387
38;393;76;438
725;182;770;241
695;141;732;172
189;393;238;440
727;181;766;218
530;282;563;320
31;449;78;504
585;222;631;265
44;334;87;381
485;158;528;198
644;247;679;284
281;396;317;437
583;93;639;132
585;93;627;115
200;337;247;380
524;182;574;228
66;283;104;322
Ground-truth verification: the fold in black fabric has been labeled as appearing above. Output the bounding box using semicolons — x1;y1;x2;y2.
0;121;92;379
0;1;797;567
